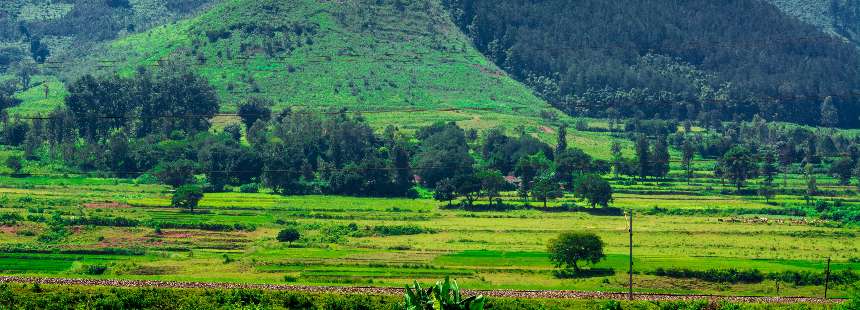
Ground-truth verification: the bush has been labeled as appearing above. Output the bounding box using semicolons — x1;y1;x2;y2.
351;225;435;237
147;221;255;232
83;264;108;275
66;216;139;227
239;183;260;193
650;268;764;284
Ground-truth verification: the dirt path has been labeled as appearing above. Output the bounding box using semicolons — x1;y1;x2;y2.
0;276;845;304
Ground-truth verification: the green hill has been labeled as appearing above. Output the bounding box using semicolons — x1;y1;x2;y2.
54;0;557;131
4;0;625;159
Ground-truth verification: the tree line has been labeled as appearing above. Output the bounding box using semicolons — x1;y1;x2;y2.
0;69;618;210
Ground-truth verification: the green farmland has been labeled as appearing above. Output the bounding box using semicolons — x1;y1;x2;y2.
0;162;857;298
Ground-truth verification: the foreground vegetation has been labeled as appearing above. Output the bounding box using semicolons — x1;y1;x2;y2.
0;282;849;310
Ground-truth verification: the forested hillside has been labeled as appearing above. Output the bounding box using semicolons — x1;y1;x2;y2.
767;0;860;45
0;0;214;71
444;0;860;127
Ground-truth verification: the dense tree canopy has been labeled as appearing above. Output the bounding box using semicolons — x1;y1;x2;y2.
444;0;860;127
65;67;219;141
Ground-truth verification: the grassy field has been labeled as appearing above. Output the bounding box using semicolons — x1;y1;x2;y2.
0;162;858;298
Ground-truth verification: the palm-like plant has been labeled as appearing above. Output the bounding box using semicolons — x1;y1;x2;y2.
405;280;434;310
404;277;485;310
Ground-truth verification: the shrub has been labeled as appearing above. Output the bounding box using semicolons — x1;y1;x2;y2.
83;264;108;275
239;183;260;193
650;268;764;284
352;225;435;237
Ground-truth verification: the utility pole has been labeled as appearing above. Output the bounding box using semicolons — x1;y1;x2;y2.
824;257;831;299
627;208;633;300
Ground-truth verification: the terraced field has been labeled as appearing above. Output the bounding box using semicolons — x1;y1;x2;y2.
0;164;857;298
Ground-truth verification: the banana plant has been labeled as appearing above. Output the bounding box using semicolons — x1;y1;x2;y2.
404;280;435;310
404;277;485;310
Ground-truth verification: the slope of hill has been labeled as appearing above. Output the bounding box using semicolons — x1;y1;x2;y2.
444;0;860;127
69;0;552;122
0;0;215;71
5;0;608;154
766;0;860;45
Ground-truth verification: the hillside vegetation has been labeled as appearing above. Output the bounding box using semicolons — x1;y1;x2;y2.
445;0;860;127
76;0;553;122
767;0;860;45
0;0;214;70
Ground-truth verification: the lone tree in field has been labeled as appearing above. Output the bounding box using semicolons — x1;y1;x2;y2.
719;146;756;191
573;174;613;208
547;232;605;273
172;185;203;213
277;228;301;245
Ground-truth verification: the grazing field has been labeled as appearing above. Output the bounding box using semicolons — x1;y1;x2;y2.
0;164;858;299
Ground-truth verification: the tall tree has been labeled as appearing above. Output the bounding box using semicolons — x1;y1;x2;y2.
573;174;613;208
514;153;552;201
154;159;196;188
610;141;623;179
635;135;650;180
719;146;756;191
681;138;695;184
433;178;457;206
830;156;855;186
651;136;670;179
478;168;507;207
759;147;778;203
237;96;273;132
554;148;592;187
172;184;203;213
415;122;474;187
556;124;567;154
390;144;414;196
531;173;563;208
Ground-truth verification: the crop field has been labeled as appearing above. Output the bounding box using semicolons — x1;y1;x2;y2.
0;154;858;299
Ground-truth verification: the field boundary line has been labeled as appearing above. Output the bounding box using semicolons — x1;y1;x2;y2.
0;276;846;304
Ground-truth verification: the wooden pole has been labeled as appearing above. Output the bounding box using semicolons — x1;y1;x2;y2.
824;257;831;299
628;209;633;300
